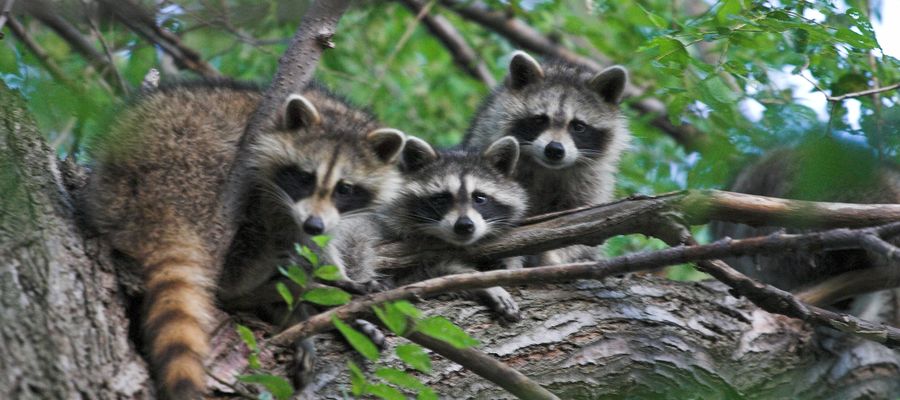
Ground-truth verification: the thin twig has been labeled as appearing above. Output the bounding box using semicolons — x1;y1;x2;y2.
0;0;15;39
270;221;900;347
439;0;703;150
859;233;900;262
78;0;130;94
98;0;220;77
406;331;560;400
827;82;900;102
398;0;496;86
367;0;435;102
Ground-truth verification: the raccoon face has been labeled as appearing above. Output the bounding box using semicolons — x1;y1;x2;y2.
502;52;628;170
388;136;526;246
253;94;405;235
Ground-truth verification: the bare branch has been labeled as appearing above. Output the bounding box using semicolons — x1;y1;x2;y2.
271;221;900;348
439;0;703;150
399;0;496;86
405;331;560;400
97;0;220;78
828;82;900;102
6;18;76;89
77;0;129;94
23;0;109;70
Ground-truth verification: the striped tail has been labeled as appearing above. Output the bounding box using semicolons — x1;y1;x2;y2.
141;242;215;400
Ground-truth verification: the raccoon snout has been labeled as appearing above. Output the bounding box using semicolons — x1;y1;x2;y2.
453;216;476;236
303;216;325;235
544;141;566;161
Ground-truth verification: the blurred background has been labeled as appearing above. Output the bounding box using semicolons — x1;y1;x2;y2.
2;0;897;279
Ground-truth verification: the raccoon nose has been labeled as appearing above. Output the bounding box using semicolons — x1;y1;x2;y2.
544;141;565;161
303;216;325;235
453;216;476;236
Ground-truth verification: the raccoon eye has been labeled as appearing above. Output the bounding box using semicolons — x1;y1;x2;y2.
472;192;488;204
335;181;354;195
274;166;315;201
428;192;453;207
570;120;587;133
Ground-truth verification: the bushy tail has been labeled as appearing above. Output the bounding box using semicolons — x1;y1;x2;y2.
140;240;215;399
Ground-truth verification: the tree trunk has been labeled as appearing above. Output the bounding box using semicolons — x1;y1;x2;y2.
2;82;899;399
0;81;152;398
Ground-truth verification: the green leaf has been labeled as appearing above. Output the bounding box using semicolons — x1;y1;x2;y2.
375;367;426;390
295;243;319;267
348;361;367;396
365;383;406;400
417;388;438;400
636;4;666;28
236;324;258;352
716;0;742;24
278;264;307;288
237;374;294;400
373;302;408;335
248;353;260;370
302;287;351;306
332;315;380;361
392;300;422;319
311;234;331;249
396;344;431;373
314;265;342;281
698;76;738;106
415;317;479;349
835;27;876;49
276;281;294;309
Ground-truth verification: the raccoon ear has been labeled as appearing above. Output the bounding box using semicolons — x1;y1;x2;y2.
507;51;544;90
588;66;628;104
366;128;406;164
482;136;520;177
401;136;438;172
280;94;321;130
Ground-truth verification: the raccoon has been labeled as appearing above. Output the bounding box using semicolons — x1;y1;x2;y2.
82;82;405;399
711;144;900;305
332;136;529;321
463;51;631;266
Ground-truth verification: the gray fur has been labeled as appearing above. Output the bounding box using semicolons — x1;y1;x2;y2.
711;146;900;292
463;51;631;266
332;136;529;321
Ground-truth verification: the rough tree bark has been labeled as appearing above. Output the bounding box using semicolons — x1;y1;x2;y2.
2;81;899;399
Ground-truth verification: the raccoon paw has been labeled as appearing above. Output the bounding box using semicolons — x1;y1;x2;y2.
289;338;317;389
478;287;521;322
354;319;386;349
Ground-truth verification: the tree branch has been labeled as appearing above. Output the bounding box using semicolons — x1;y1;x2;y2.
439;0;704;150
405;331;560;400
271;221;900;348
237;0;351;149
0;0;14;39
398;0;496;86
23;0;111;72
795;265;900;306
97;0;220;78
373;190;900;271
6;17;76;89
827;82;900;102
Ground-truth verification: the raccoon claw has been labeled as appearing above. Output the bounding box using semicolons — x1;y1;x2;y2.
289;338;317;389
479;287;521;322
354;319;386;349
